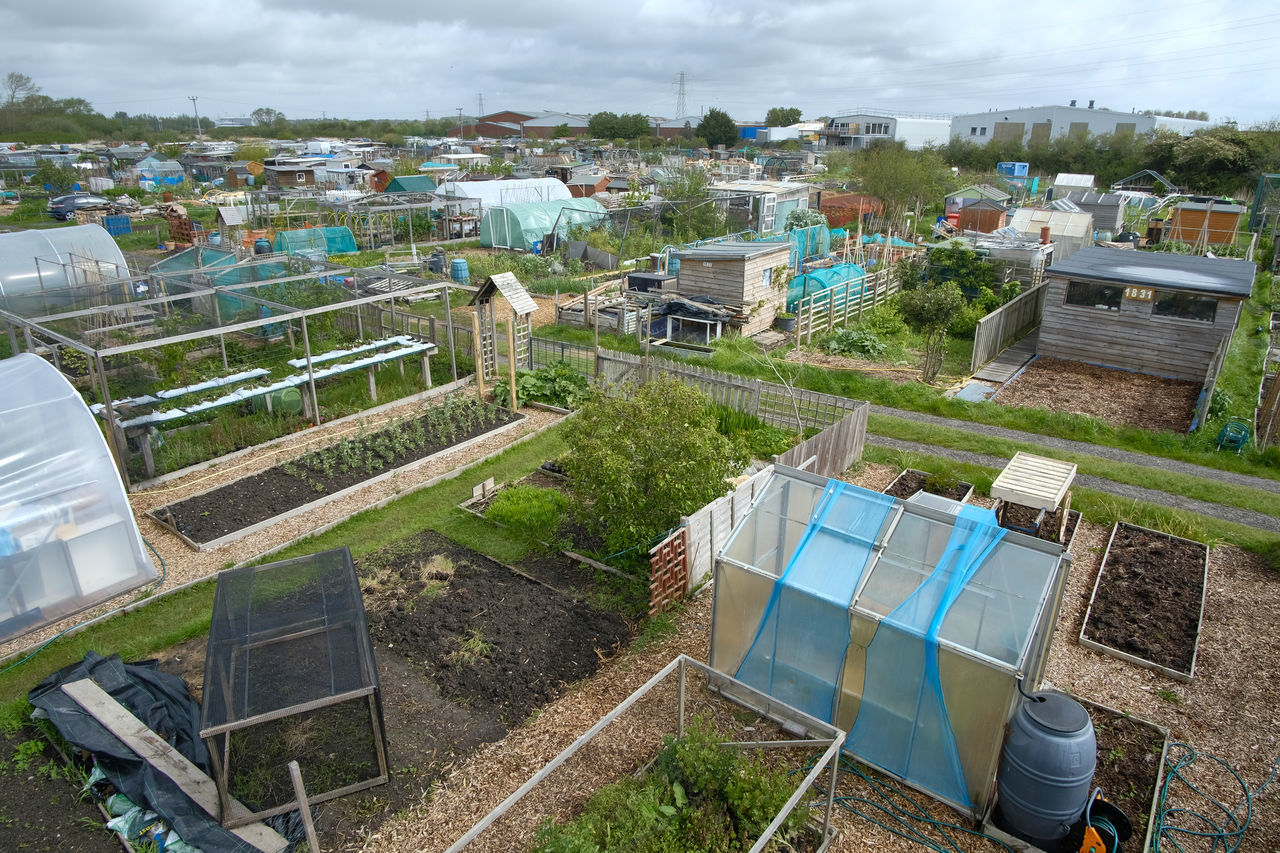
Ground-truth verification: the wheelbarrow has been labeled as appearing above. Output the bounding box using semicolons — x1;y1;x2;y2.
1216;416;1251;453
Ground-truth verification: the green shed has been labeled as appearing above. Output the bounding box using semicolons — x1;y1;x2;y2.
385;175;438;193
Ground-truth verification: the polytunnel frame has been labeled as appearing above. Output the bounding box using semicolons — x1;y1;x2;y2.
0;254;464;489
708;464;1071;821
320;192;439;249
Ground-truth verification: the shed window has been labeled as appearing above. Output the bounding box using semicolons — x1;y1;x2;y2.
1152;290;1217;323
1064;280;1121;311
295;172;306;182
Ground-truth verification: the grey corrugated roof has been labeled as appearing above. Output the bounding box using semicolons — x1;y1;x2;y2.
1048;246;1255;297
671;242;792;261
1065;191;1126;206
1176;201;1245;214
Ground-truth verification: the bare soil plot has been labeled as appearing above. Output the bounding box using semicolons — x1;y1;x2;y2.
995;357;1201;432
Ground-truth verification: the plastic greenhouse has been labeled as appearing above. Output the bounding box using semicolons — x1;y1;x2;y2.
710;465;1070;817
272;226;358;258
479;199;606;251
201;548;387;825
0;224;129;316
0;354;156;646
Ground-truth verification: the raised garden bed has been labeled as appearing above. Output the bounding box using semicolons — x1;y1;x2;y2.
1080;522;1209;682
999;503;1082;548
883;468;975;503
154;530;633;852
151;395;522;548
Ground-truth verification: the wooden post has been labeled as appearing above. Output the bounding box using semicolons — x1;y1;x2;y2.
300;316;321;425
443;284;458;383
366;365;377;401
505;320;518;412
288;761;322;853
471;311;485;401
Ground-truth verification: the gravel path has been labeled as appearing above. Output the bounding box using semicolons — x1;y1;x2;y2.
871;404;1280;495
868;435;1280;534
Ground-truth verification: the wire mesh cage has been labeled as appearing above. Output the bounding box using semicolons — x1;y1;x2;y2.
200;547;387;825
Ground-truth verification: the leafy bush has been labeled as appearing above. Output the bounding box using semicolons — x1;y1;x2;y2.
485;484;569;543
860;301;908;338
533;717;807;853
1208;388;1233;420
821;327;887;359
492;362;590;410
947;302;985;339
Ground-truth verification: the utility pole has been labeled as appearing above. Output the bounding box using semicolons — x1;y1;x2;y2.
188;95;202;141
676;71;686;118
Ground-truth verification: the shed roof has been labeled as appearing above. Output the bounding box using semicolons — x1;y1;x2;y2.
435;177;571;205
947;184;1011;202
469;272;537;315
1064;191;1126;207
384;174;438;193
1053;173;1095;188
1174;201;1245;215
216;205;247;226
1048;246;1256;297
671;242;792;262
1008;208;1093;238
707;179;809;198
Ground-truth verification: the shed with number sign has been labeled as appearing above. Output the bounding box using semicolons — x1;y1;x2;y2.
1037;246;1255;383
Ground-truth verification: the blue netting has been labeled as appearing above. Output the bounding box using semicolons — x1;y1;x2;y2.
735;482;896;722
861;233;916;248
847;504;1005;808
272;227;357;257
787;262;866;310
757;224;832;269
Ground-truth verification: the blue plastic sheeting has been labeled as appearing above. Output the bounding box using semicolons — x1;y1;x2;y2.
787;262;866;310
736;482;896;722
847;504;1005;809
757;224;831;270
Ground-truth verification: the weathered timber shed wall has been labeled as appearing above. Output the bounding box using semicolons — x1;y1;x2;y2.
1038;247;1253;382
1167;202;1244;246
672;242;792;335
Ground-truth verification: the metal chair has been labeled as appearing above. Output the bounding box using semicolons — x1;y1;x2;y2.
1216;417;1251;454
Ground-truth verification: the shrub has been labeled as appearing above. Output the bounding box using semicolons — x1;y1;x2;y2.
860;301;908;337
485;484;569;543
947;302;985;339
821;327;887;359
492;361;590;410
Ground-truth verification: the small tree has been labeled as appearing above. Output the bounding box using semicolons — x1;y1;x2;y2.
696;108;738;148
552;123;571;138
561;376;745;556
897;280;964;384
31;159;80;193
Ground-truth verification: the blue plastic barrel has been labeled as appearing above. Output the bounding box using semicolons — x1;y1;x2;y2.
450;257;470;284
207;231;222;247
997;692;1096;849
668;256;681;276
253;238;272;255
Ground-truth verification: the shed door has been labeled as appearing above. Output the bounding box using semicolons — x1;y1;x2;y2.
760;193;777;232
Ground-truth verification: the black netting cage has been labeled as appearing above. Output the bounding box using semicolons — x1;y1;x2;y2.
200;548;387;825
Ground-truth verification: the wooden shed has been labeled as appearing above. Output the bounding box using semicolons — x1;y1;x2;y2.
670;242;793;335
1167;200;1244;246
957;198;1008;233
1038;246;1255;382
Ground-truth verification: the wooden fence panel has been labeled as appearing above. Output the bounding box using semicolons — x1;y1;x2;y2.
1258;375;1280;448
681;465;775;591
1192;332;1233;431
774;403;869;478
796;269;895;343
971;283;1046;372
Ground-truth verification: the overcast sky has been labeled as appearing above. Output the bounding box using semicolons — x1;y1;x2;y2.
5;0;1278;127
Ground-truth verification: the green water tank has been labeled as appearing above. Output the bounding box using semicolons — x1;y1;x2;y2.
251;387;304;416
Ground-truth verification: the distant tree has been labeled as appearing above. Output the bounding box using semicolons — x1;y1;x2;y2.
617;112;651;139
250;107;285;127
697;108;738;148
588;111;619;139
765;106;802;126
235;142;271;163
3;72;39;106
561;375;744;555
552;123;571;138
852;141;952;225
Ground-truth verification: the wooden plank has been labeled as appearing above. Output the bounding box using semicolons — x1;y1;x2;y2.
60;679;288;853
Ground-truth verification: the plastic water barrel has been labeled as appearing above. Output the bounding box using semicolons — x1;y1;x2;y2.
997;692;1096;849
668;255;681;276
254;237;272;255
428;250;446;274
207;231;222;247
450;257;469;284
251;387;304;416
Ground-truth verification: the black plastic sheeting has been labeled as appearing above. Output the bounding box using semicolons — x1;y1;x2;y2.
29;651;287;853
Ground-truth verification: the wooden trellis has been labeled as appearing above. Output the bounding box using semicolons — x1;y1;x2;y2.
468;273;535;381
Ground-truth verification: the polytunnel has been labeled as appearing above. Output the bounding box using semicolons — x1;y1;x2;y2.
0;354;157;646
787;262;866;310
710;465;1069;817
272;226;358;258
0;224;129;314
479;198;607;251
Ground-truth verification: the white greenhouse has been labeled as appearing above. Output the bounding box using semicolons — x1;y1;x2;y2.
0;354;156;645
710;466;1070;817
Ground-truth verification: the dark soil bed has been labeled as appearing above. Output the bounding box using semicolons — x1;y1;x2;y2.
0;724;118;853
154;530;634;851
995;357;1200;433
157;400;521;544
1087;705;1166;848
1081;523;1207;676
1000;504;1081;545
883;469;973;501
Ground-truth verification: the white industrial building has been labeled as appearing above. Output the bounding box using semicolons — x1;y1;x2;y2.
821;110;951;150
950;103;1212;145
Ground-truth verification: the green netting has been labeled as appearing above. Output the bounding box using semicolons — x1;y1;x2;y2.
272;226;358;257
757;224;831;269
787;262;866;310
479;199;607;251
150;246;238;274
